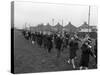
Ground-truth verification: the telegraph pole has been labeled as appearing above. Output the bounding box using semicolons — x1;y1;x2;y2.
52;18;55;32
29;24;31;32
52;18;54;26
62;19;63;33
62;19;63;26
88;5;91;34
24;22;27;31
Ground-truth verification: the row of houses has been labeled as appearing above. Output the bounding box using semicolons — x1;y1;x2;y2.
29;22;97;33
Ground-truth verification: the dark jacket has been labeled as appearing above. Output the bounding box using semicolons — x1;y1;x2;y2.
80;43;94;67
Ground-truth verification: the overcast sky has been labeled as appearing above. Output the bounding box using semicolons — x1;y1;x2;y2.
14;1;98;29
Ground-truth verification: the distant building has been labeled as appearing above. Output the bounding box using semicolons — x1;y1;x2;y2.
63;22;78;32
53;22;63;31
78;22;97;32
90;26;97;32
44;23;52;31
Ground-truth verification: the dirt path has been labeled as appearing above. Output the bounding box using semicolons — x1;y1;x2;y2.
14;29;96;73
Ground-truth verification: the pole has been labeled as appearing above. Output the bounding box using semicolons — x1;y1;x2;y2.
62;19;63;26
24;23;27;31
62;19;63;33
88;5;91;35
52;18;54;26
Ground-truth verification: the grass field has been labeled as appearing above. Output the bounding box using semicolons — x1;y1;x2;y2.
14;29;96;74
